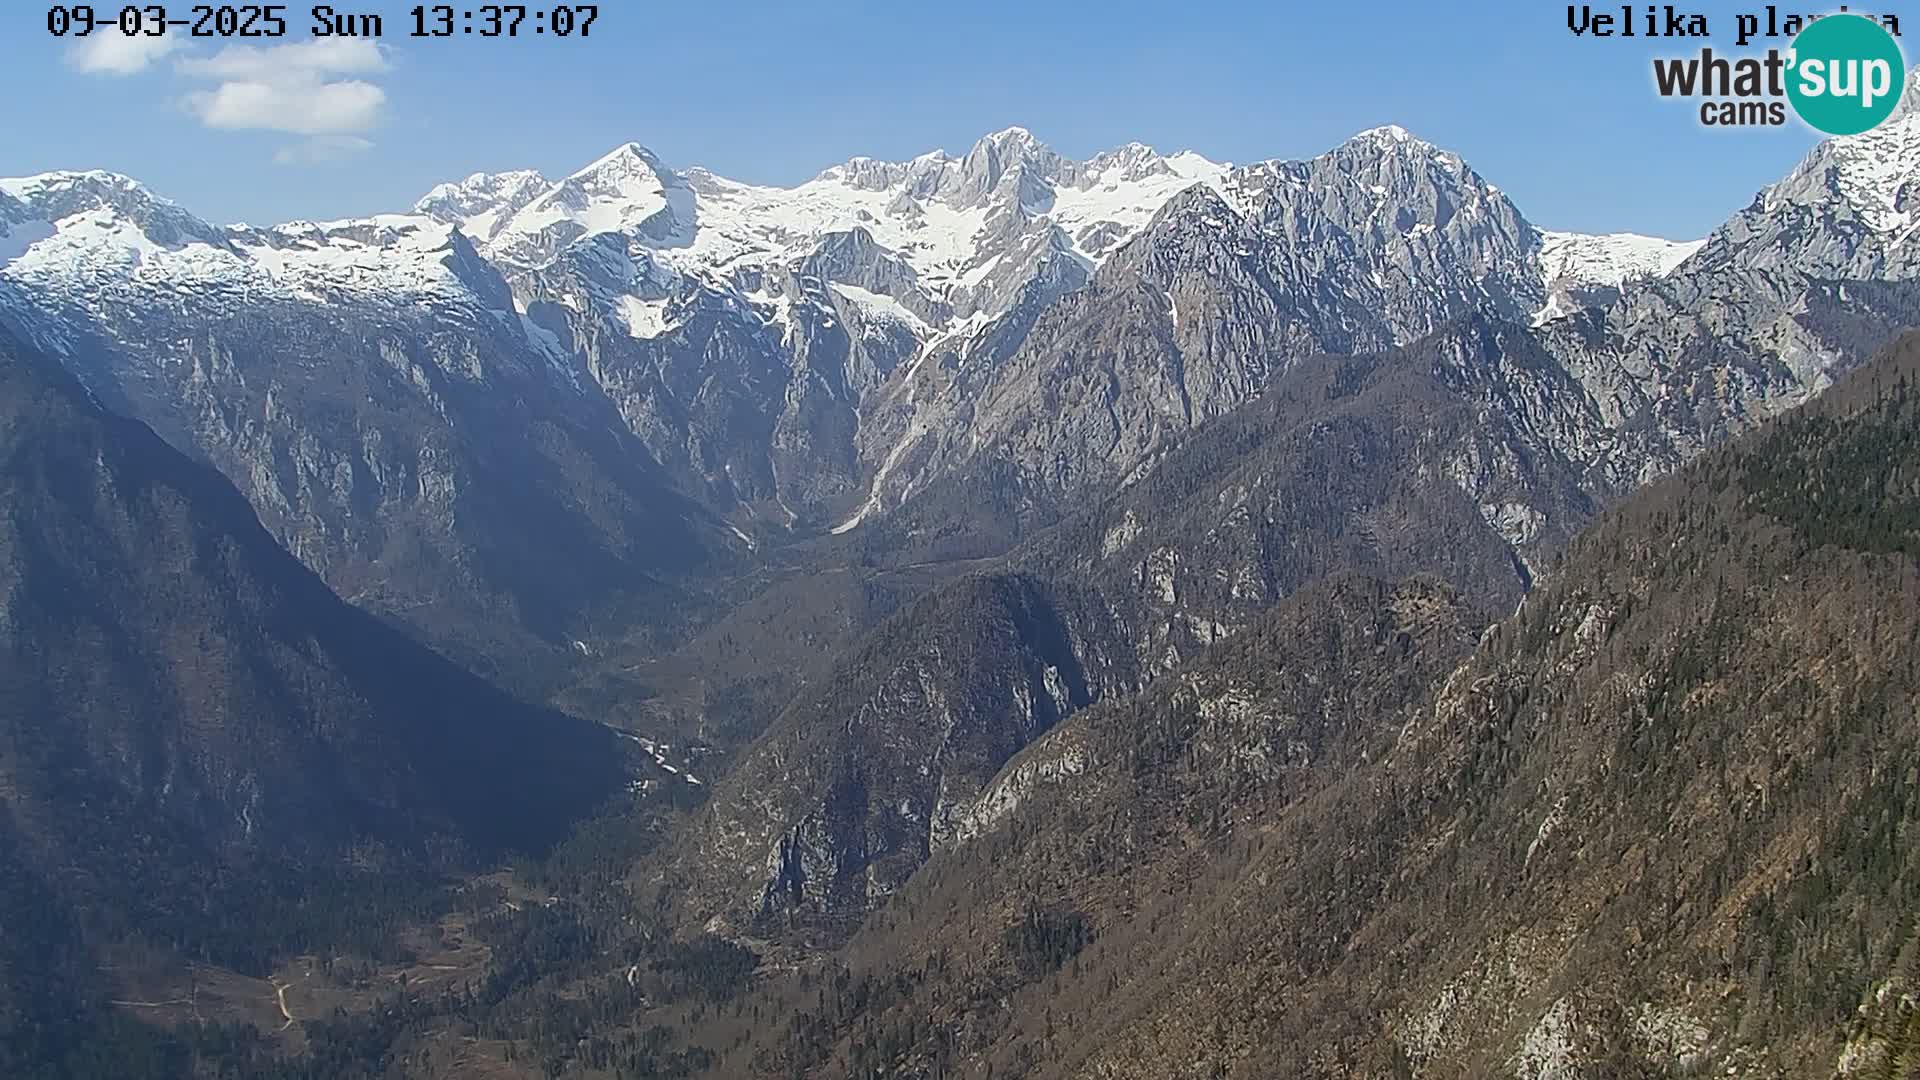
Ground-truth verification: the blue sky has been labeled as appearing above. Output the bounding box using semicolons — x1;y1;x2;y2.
0;2;1877;238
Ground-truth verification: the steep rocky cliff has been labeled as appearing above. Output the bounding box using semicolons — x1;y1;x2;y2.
664;574;1139;938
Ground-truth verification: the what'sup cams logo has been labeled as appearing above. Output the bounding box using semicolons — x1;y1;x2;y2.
1569;6;1909;134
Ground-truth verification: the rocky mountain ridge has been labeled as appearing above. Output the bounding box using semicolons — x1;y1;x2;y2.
5;106;1912;688
849;95;1920;555
630;91;1920;956
2;126;1706;536
4;84;1920;1080
694;329;1920;1080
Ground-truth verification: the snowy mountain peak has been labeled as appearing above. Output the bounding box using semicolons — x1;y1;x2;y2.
0;170;228;255
1;170;189;223
0;169;157;202
983;125;1040;145
967;126;1051;168
571;141;669;181
1748;67;1920;235
1356;123;1416;142
414;168;552;241
0;192;500;313
1329;125;1473;177
1533;229;1705;323
1222;124;1498;227
479;142;690;269
1084;142;1181;183
954;127;1067;207
1343;124;1450;155
418;168;549;206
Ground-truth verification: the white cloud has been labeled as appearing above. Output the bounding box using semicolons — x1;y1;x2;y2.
177;39;388;82
188;78;386;134
274;135;375;166
179;39;391;136
68;30;183;75
62;32;394;161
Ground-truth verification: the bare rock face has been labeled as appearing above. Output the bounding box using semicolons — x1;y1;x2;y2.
852;127;1559;520
666;574;1139;935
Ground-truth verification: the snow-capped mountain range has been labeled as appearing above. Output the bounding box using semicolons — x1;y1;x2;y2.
0;124;1715;511
421;130;1232;321
3;104;1918;664
0;171;493;307
3;126;1697;340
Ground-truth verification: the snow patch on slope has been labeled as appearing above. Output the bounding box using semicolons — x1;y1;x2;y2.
0;217;60;268
0;175;496;309
830;282;930;334
238;216;482;300
1533;229;1704;323
415;169;551;242
618;295;674;339
1817;109;1920;234
1538;230;1703;287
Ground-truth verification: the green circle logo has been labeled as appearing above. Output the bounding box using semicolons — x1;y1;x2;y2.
1786;14;1908;136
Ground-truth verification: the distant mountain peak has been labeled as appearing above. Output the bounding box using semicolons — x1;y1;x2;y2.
1355;123;1416;141
0;170;186;224
955;127;1067;206
430;167;548;194
1086;141;1181;183
982;124;1041;144
0;169;157;199
1533;229;1705;323
471;141;691;269
1343;123;1448;153
413;168;552;240
572;140;669;179
0;169;230;262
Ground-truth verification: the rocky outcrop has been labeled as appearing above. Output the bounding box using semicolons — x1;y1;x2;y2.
668;574;1139;935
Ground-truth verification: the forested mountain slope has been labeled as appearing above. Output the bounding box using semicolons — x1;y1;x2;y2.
663;318;1612;938
0;328;629;926
703;331;1920;1079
